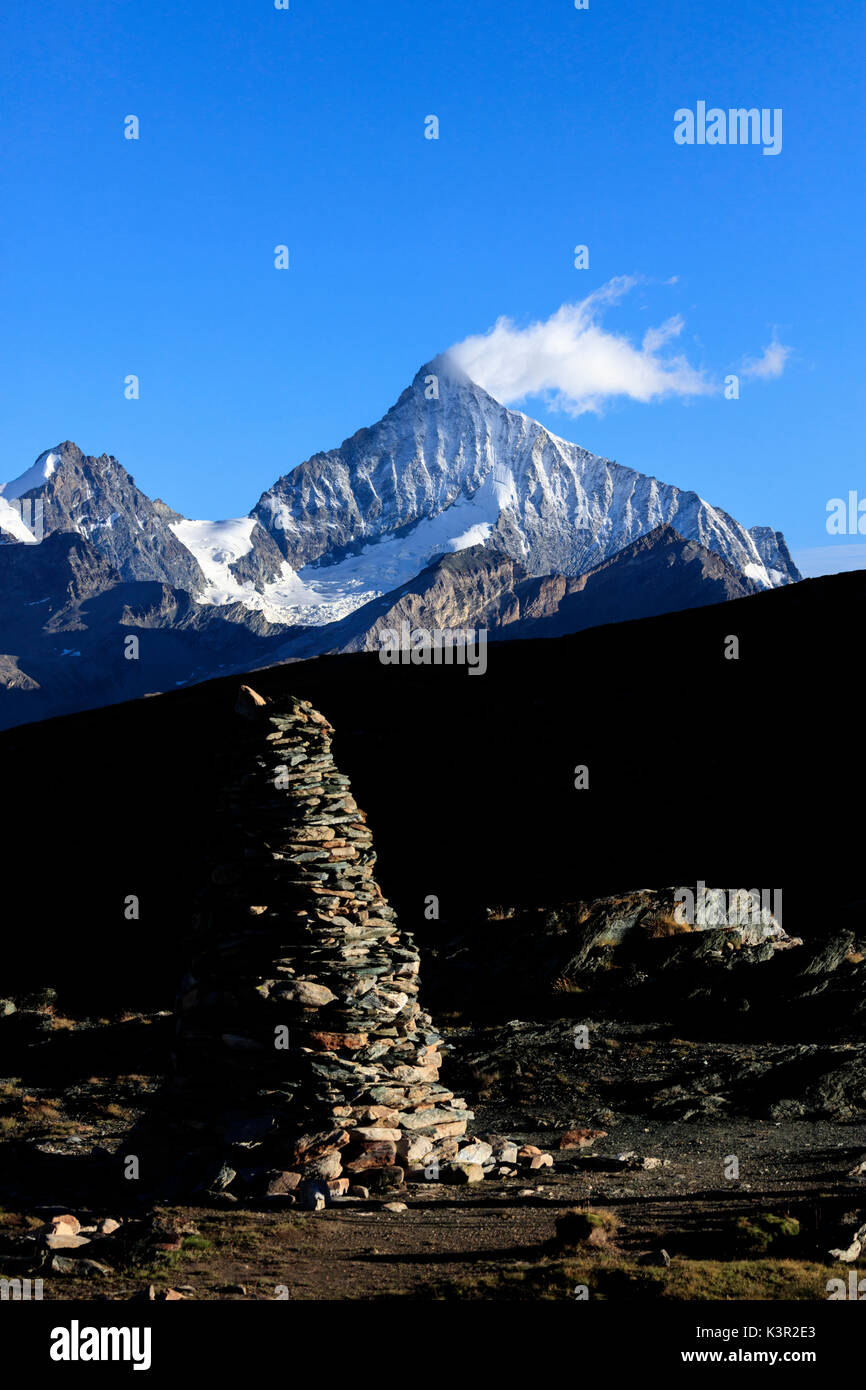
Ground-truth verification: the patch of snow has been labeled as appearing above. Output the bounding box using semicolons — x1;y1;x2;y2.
295;478;501;601
259;497;300;539
80;511;121;536
742;561;772;587
175;482;505;627
0;496;41;544
170;517;258;599
1;450;59;500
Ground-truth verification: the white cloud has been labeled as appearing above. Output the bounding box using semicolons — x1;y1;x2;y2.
449;279;792;415
642;315;685;353
740;335;792;381
448;277;714;416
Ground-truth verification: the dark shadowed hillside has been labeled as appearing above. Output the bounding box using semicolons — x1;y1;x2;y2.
0;566;860;1014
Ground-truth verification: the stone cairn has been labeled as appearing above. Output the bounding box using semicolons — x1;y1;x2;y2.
167;685;474;1207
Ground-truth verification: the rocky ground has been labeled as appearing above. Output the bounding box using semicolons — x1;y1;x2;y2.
1;999;864;1301
3;888;865;1301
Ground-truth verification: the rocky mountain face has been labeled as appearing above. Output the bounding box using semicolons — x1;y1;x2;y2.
495;524;765;641
300;525;763;655
0;359;801;726
0;532;298;727
0;530;120;623
0;521;770;728
0;442;206;591
252;357;801;592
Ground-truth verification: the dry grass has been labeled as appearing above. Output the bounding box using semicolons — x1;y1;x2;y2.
437;1253;833;1301
551;976;582;994
643;913;693;939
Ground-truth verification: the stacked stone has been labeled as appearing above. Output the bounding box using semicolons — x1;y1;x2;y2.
170;685;472;1203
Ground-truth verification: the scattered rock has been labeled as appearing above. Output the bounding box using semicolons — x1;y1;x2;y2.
50;1256;112;1277
446;1162;485;1184
559;1129;607;1150
639;1248;671;1267
44;1232;91;1250
366;1165;405;1195
200;1161;236;1192
46;1214;81;1235
134;1282;187;1300
297;1181;329;1211
454;1141;493;1166
264;1171;302;1197
488;1136;519;1165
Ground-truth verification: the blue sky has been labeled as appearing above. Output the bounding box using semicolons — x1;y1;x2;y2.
1;0;863;574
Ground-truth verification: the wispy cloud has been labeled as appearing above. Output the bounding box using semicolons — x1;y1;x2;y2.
740;334;792;381
448;277;790;415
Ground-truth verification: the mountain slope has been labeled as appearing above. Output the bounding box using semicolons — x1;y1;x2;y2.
499;523;764;641
0;442;206;591
0;532;299;728
2;565;862;1009
251;356;800;622
3;361;800;634
0;357;802;725
0;524;770;728
290;524;762;655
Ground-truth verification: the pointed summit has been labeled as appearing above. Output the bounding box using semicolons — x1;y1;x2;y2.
411;351;476;392
0;441;206;590
252;359;801;599
1;446;65;500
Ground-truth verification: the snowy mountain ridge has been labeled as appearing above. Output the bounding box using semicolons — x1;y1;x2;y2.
247;355;799;622
0;355;800;628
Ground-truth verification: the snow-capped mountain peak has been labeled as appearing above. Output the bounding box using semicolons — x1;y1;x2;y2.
0;441;206;590
249;357;800;622
3;360;799;630
0;448;61;501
